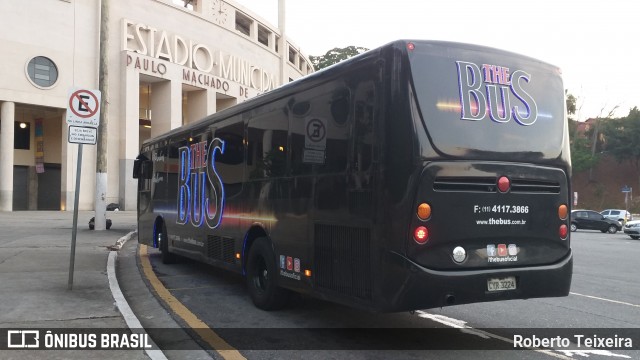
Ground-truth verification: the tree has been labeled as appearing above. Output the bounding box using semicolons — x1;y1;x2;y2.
309;46;369;71
566;92;577;119
601;107;640;189
567;92;600;172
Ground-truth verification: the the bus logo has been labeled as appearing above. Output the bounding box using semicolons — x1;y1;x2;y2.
177;138;225;229
456;60;538;126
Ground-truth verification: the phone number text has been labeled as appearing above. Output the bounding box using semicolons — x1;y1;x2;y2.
474;205;530;214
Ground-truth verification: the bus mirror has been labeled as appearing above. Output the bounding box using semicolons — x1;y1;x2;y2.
133;159;142;179
133;159;153;179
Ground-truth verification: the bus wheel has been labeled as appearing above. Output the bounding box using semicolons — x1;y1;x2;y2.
246;238;290;310
159;223;176;264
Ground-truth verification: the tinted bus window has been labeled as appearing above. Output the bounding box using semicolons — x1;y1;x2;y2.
248;110;288;179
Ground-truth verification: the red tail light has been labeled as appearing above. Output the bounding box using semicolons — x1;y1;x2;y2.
559;224;568;239
414;226;429;244
497;176;510;192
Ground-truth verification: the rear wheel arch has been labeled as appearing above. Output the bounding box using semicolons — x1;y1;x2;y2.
245;236;291;310
242;225;270;275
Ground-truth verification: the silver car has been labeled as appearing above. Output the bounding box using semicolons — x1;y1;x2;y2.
624;220;640;239
600;209;632;224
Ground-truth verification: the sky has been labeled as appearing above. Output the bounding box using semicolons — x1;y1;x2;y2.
232;0;639;121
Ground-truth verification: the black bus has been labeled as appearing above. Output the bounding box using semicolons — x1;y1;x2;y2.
134;40;572;312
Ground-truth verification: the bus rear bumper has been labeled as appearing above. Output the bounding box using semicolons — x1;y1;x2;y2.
380;250;573;312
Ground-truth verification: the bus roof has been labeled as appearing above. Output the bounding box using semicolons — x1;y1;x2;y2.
141;39;560;148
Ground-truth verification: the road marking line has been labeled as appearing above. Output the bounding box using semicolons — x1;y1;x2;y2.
107;250;167;360
167;286;219;291
139;244;246;360
570;292;640;308
416;311;574;360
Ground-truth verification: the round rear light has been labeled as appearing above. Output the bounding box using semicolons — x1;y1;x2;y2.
559;224;568;239
407;42;415;51
414;226;429;244
497;176;510;192
417;203;431;220
558;204;568;220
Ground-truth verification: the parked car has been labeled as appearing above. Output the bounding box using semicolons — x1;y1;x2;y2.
571;210;621;234
623;220;640;239
600;209;632;224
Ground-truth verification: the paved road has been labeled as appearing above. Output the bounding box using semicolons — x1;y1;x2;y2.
138;230;640;359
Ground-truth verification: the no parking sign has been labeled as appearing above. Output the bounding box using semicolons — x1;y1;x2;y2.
66;88;101;128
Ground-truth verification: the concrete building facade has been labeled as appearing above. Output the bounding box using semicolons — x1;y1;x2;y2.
0;0;313;211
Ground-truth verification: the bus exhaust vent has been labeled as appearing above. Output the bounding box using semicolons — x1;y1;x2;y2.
314;224;372;300
433;177;497;192
206;235;235;264
511;179;561;194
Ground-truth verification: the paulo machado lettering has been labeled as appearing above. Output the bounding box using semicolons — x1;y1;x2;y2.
513;334;633;349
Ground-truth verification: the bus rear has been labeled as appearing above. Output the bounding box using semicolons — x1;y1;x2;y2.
381;41;572;311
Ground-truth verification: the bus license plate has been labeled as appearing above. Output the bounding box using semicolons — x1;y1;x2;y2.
487;276;516;292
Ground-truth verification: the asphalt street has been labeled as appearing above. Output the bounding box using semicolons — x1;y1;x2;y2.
139;229;640;360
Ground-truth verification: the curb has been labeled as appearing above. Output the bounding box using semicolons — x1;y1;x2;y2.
107;231;167;360
108;230;137;251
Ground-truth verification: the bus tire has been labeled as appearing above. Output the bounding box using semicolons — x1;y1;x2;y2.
159;223;176;264
246;238;290;311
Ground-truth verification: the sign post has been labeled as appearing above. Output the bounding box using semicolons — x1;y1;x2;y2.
622;186;632;225
66;88;101;290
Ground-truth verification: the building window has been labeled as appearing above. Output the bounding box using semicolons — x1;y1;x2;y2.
257;25;270;47
275;36;280;53
288;47;296;64
235;12;252;37
26;56;58;88
15;122;31;150
173;0;195;11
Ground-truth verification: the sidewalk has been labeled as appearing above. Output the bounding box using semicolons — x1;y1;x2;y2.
0;211;146;359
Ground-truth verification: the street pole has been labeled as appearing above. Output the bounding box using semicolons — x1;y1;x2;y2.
95;0;109;230
68;144;83;290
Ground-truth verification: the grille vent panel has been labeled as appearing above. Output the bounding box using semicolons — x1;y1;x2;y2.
314;224;372;300
206;235;235;264
434;176;560;194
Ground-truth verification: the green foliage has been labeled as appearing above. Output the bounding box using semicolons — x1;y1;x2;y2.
566;93;577;118
602;107;640;168
310;46;369;71
571;135;599;172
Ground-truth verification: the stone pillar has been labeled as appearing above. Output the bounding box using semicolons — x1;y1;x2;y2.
187;88;217;124
120;64;140;210
0;102;15;211
150;79;182;138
